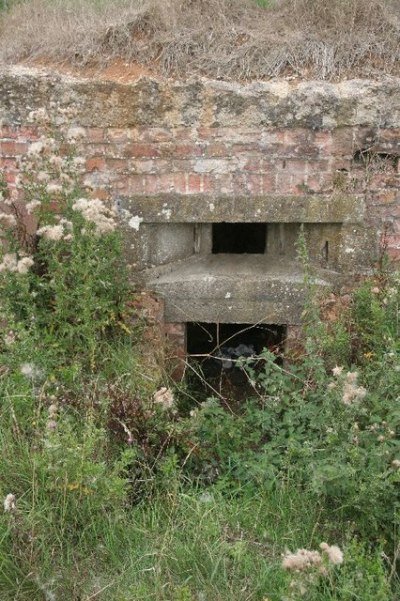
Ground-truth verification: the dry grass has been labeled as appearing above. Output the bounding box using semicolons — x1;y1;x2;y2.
0;0;399;80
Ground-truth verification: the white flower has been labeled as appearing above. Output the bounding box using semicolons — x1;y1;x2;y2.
45;183;63;194
332;366;344;377
28;141;45;156
346;371;358;383
282;548;322;571
48;156;64;168
37;224;64;241
3;494;16;512
17;257;34;274
37;171;50;182
20;363;43;380
0;253;18;273
4;331;16;346
66;127;86;142
25;200;42;214
320;543;344;565
0;212;16;228
153;387;174;409
27;108;49;123
72;197;116;235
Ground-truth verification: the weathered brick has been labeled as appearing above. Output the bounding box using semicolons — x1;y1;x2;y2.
260;173;275;193
174;143;203;158
127;175;145;194
174;173;187;194
105;158;129;171
205;143;228;157
187;174;201;194
86;128;106;143
0;141;27;156
144;175;159;194
155;174;176;193
86;157;107;172
125;143;161;159
107;128;130;143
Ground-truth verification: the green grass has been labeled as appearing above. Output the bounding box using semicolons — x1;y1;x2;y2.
1;481;395;601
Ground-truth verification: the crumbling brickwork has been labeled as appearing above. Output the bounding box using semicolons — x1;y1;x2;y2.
0;67;399;365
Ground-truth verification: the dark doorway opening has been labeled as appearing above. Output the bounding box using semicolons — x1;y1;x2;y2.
212;223;267;254
186;322;286;401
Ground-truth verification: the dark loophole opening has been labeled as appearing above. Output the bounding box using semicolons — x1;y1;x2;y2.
353;150;398;169
186;322;286;400
212;223;267;254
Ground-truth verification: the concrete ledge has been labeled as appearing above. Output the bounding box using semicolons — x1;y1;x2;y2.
119;193;366;224
145;255;332;324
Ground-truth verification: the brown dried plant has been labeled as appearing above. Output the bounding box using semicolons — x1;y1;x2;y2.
0;0;398;80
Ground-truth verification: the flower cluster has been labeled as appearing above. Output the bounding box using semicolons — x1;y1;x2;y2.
47;402;58;432
0;211;16;229
0;253;34;275
331;367;367;405
3;493;16;513
20;362;44;380
282;542;343;598
282;542;343;572
282;548;322;571
72;198;116;235
153;387;175;410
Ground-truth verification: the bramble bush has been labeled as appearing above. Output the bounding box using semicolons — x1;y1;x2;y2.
183;235;400;544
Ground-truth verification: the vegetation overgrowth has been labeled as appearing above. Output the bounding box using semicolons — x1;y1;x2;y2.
0;124;400;599
0;0;399;80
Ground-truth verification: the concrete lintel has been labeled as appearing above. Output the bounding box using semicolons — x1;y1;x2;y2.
118;193;365;225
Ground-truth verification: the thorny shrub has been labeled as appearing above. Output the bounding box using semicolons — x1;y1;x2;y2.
182;235;400;543
0;112;180;596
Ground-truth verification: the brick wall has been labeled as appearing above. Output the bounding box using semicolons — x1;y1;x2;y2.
1;122;399;260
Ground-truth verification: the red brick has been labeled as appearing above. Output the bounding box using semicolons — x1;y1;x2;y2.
125;144;160;159
276;159;307;174
144;175;159;194
231;143;261;155
174;173;187;194
318;172;335;193
86;128;106;143
187;174;201;194
260;174;275;193
242;158;262;172
216;174;233;195
247;174;262;195
0;157;17;169
155;174;175;193
276;172;294;194
136;127;173;143
127;175;145;194
132;160;156;174
232;173;250;195
89;188;109;201
113;177;130;195
373;190;398;204
84;143;110;156
85;157;106;172
107;129;130;143
205;143;228;157
314;131;332;155
4;171;16;184
0;141;27;156
201;174;216;193
308;159;332;173
174;144;203;158
105;158;129;171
